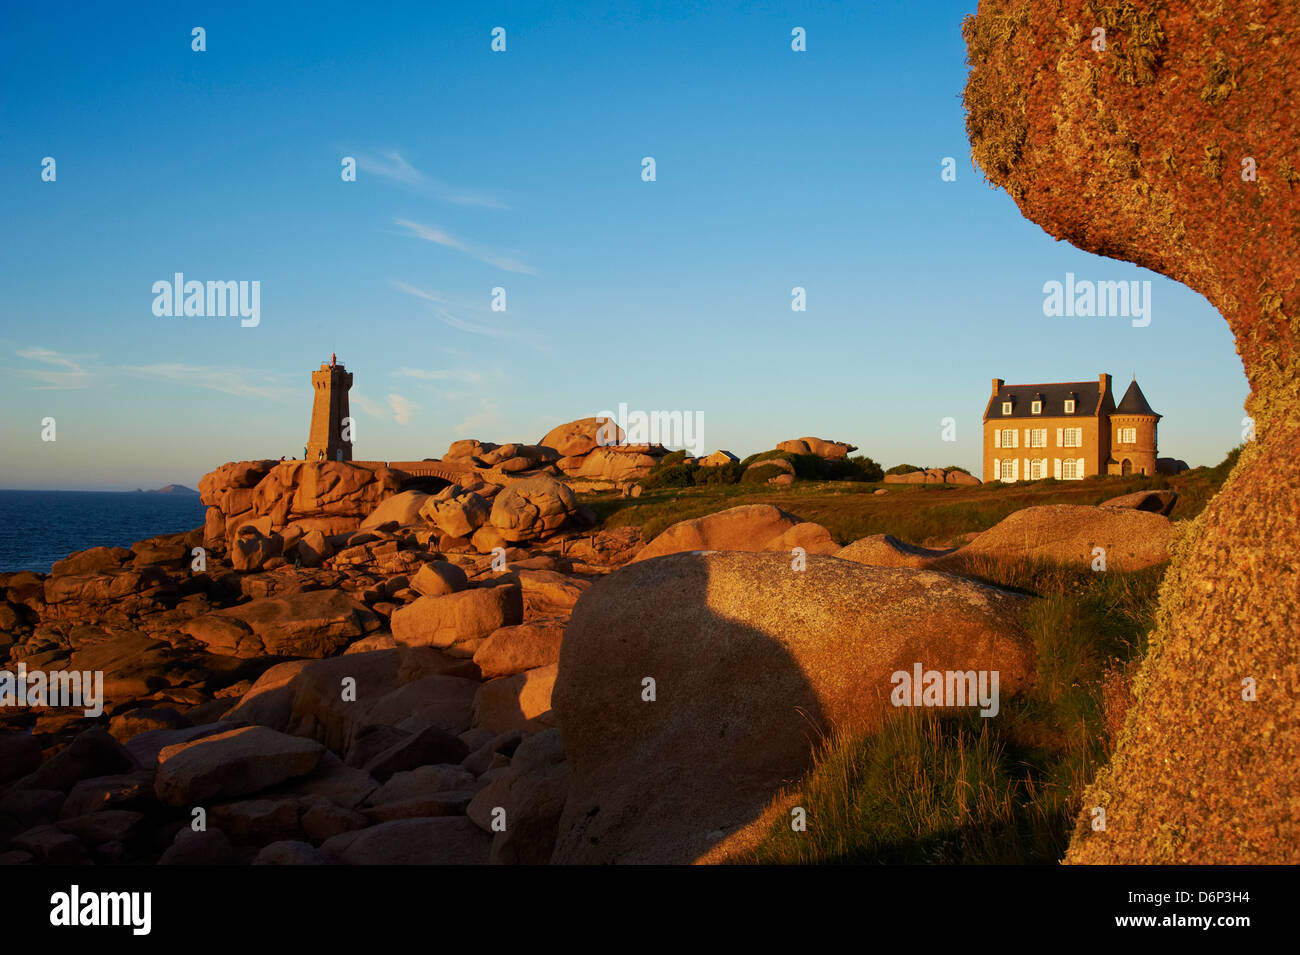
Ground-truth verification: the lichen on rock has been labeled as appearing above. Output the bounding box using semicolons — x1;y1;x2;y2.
964;0;1299;863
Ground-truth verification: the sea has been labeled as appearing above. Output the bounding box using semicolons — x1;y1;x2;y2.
0;490;207;574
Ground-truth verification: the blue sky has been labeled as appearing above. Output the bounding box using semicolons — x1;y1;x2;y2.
0;1;1248;490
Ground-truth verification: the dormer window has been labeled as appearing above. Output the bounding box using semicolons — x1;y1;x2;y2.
1001;401;1012;415
1064;399;1076;414
1031;400;1042;415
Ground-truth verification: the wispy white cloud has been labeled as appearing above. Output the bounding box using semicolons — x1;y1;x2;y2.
394;366;484;385
15;347;94;389
393;218;537;276
352;390;418;425
352;392;387;418
434;308;518;340
456;404;501;437
118;363;289;400
357;152;505;209
387;393;418;424
390;281;523;341
390;282;445;305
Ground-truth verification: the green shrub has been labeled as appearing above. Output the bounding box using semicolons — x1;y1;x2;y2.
740;463;786;485
739;449;791;469
847;455;885;482
886;463;923;476
641;462;698;489
737;450;882;484
659;449;687;468
697;461;744;485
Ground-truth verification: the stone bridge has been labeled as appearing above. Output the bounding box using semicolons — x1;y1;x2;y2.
353;459;477;484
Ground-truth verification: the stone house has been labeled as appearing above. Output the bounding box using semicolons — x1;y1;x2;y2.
982;373;1165;482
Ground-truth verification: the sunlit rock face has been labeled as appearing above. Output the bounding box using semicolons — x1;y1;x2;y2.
964;0;1299;862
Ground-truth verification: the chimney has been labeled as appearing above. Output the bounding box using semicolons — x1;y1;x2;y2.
1098;372;1111;397
992;377;1004;396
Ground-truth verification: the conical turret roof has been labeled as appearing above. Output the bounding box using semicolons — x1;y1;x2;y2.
1115;378;1159;416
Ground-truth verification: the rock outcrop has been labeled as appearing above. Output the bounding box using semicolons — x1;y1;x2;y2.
835;535;956;568
200;461;402;552
837;504;1172;573
884;467;980;486
1100;489;1177;516
630;504;838;563
958;504;1173;571
964;0;1299;861
538;417;623;458
775;437;858;460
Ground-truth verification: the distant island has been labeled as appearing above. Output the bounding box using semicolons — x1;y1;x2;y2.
132;484;199;495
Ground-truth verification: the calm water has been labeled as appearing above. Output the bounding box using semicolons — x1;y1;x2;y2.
0;490;206;573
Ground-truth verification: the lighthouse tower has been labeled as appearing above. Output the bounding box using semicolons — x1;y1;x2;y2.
306;353;353;462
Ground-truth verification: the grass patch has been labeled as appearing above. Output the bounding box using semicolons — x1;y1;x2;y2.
590;465;1226;548
741;559;1163;865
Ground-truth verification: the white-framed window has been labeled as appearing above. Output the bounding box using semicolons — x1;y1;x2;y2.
1119;427;1136;444
1001;401;1012;415
1000;429;1018;448
1063;428;1082;448
1064;399;1075;414
1030;459;1045;479
1063;459;1079;479
1030;428;1047;448
1031;400;1042;414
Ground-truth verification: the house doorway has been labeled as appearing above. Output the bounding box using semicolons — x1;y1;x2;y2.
1121;458;1132;476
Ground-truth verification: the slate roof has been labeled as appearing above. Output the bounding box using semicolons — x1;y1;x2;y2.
1114;379;1160;417
983;381;1101;421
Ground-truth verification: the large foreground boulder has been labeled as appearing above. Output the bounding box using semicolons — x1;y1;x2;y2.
550;551;1034;864
630;504;837;563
